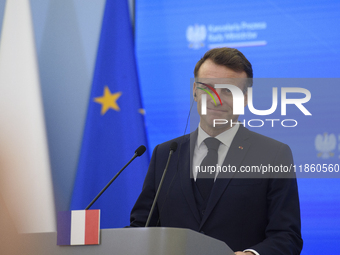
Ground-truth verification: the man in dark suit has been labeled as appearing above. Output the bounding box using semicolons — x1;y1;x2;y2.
130;48;303;255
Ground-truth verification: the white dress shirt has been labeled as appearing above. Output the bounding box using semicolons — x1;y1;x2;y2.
192;124;239;180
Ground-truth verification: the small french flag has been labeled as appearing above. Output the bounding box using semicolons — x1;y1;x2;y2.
57;210;100;245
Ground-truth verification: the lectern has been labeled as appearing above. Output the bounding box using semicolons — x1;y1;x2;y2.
20;227;234;255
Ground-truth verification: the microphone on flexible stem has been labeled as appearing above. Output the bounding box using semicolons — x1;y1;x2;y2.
85;145;146;210
145;142;178;227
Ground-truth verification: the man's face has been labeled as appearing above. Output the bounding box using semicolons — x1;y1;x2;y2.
193;59;248;134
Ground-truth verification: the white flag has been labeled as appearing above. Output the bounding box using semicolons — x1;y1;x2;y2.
0;0;56;233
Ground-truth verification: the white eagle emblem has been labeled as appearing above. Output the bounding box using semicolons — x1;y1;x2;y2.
315;133;336;159
186;24;207;49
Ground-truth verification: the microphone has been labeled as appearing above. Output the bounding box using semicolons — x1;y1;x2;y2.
85;145;146;210
145;142;178;227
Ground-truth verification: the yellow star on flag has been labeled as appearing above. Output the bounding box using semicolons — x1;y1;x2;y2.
138;108;145;115
94;86;122;115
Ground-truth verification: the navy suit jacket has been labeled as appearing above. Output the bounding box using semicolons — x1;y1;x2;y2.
130;126;303;255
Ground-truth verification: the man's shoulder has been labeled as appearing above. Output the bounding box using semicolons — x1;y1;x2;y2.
240;125;289;148
237;126;295;169
155;133;192;150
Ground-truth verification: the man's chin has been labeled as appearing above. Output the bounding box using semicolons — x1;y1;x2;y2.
210;117;239;128
208;121;232;130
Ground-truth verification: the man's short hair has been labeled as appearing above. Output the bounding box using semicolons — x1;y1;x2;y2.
194;47;253;87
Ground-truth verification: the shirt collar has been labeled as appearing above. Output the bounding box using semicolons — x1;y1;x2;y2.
197;124;240;148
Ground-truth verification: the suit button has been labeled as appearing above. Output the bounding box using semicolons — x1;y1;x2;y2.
200;230;205;234
201;210;205;215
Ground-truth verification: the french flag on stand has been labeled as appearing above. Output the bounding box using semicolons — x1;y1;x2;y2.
57;210;100;245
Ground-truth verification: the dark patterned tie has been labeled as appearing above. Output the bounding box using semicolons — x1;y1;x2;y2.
196;137;220;200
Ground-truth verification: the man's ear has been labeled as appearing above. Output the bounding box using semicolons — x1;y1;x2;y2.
193;82;198;102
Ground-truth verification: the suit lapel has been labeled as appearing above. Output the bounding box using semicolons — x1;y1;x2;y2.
179;130;201;223
200;125;251;228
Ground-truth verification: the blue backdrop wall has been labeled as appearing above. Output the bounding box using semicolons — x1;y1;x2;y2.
135;0;340;254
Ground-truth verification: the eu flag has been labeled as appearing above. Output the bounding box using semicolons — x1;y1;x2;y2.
70;0;149;228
